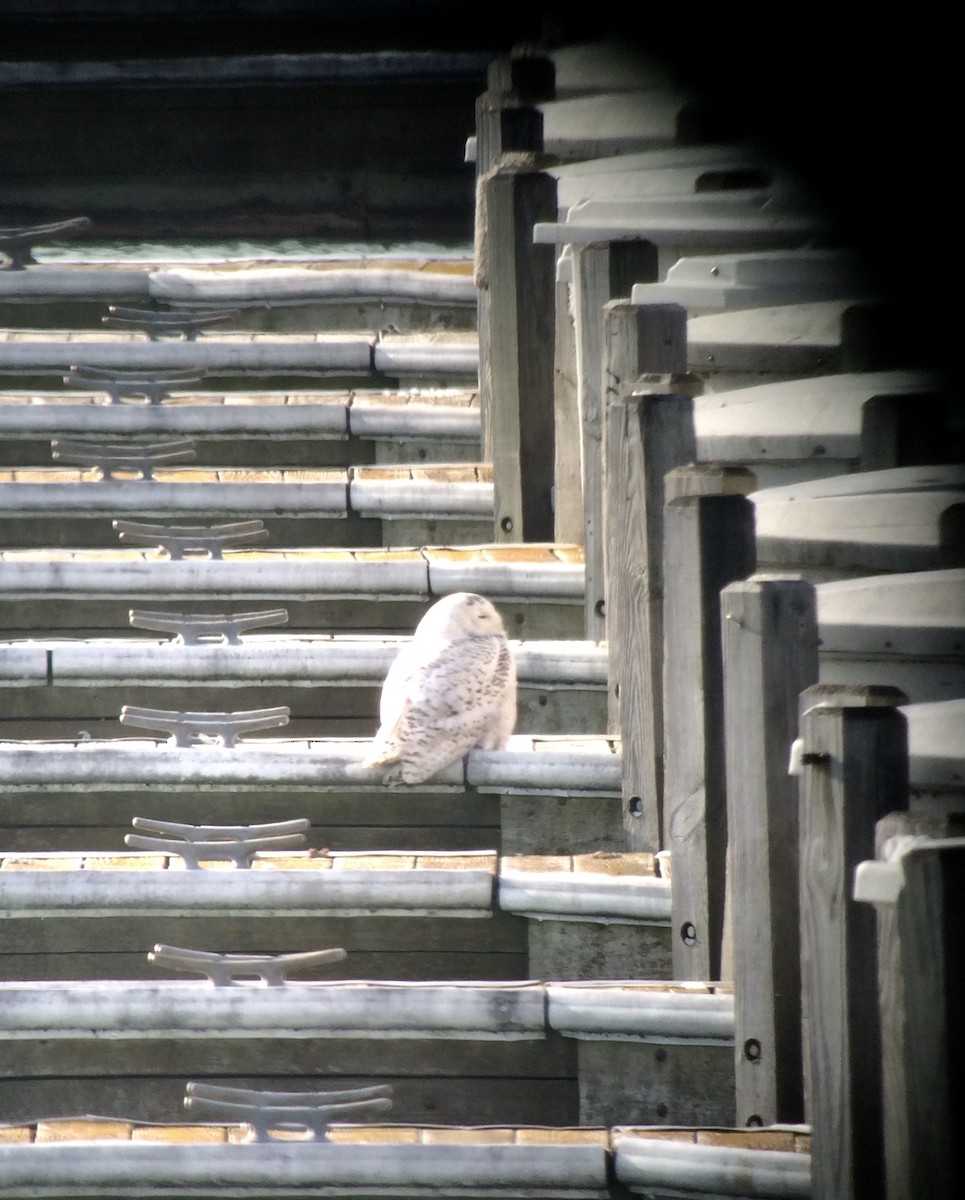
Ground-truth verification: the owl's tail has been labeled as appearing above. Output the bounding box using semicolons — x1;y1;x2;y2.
361;737;401;769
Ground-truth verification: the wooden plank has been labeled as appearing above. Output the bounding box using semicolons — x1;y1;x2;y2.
722;577;819;1126
483;164;558;541
798;687;910;1200
663;466;756;980
576;1040;735;1127
602;350;694;852
573;242;659;639
552;257;584;545
474;83;546;467
0;948;527;983
0;1071;579;1129
0;911;523;960
527;920;671;983
499;795;623;856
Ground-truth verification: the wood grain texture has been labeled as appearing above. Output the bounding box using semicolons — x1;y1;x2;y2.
663;480;756;982
553;271;584;545
577;1039;735;1127
722;577;818;1126
573;244;659;640
868;823;964;1200
799;694;909;1200
474;89;545;464
602;357;693;852
484;169;558;542
528;918;672;983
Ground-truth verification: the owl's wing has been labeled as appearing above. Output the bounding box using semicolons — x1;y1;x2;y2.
364;635;503;768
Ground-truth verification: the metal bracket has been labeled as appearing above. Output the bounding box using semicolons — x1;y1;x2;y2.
0;216;91;270
125;816;310;868
51;437;196;480
128;607;289;644
184;1081;393;1142
119;704;290;747
101;305;240;341
65;365;205;405
149;944;347;986
113;518;269;558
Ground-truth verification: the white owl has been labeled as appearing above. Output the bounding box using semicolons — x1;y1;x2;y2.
362;592;517;785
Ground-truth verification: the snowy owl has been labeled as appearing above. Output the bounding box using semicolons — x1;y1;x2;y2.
362;592;517;785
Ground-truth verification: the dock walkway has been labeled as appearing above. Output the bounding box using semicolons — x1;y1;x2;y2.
0;30;960;1200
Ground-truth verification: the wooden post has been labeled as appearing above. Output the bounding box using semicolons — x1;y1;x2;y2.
856;814;965;1200
722;576;819;1127
552;247;584;544
482;164;558;542
603;320;694;852
663;465;757;982
472;49;552;475
574;244;659;640
798;684;909;1200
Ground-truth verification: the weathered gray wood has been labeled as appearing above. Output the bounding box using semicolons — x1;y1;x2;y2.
499;794;623;856
602;346;694;851
663;466;756;981
0;1131;605;1197
722;577;819;1126
751;464;965;579
481;165;558;541
799;687;910;1200
614;1135;812;1197
630;247;870;312
687;299;912;393
0;1066;578;1129
536;90;702;161
527;919;672;982
857;816;965;1200
576;1039;735;1127
573;242;660;639
597;303;689;640
816;569;965;704
473;54;548;466
692;368;955;489
552;254;584;544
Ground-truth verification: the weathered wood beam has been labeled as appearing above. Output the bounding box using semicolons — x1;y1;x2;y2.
798;685;909;1200
663;464;756;981
722;576;819;1126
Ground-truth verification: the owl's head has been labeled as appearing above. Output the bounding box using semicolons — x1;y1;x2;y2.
417;592;507;638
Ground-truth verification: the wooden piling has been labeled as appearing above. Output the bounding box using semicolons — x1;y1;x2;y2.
663;465;756;982
594;301;688;649
603;327;694;851
858;813;965;1200
798;685;909;1200
473;53;552;535
552;248;584;544
479;163;558;542
574;245;660;639
722;576;819;1126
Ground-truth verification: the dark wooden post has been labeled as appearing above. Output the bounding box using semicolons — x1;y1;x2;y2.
574;243;660;640
722;576;819;1126
481;164;558;542
663;464;756;982
855;813;965;1200
473;46;551;480
798;684;909;1200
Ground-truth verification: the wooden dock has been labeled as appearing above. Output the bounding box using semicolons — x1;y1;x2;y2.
0;19;960;1200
